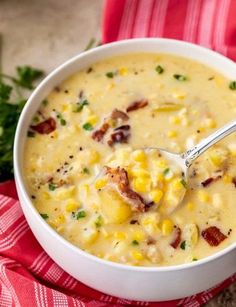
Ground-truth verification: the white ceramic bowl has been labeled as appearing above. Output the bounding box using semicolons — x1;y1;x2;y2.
14;38;236;302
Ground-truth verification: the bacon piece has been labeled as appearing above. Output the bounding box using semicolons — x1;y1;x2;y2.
170;227;182;249
110;109;129;121
104;166;146;212
232;177;236;188
114;125;130;131
107;130;130;146
202;226;227;246
92;122;110;142
31;117;56;134
126;99;148;112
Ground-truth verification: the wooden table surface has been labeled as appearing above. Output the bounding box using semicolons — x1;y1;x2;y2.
0;0;235;306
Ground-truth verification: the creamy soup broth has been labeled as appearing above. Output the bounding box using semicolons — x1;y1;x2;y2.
24;53;236;266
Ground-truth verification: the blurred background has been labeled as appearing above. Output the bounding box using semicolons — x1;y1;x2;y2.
0;0;103;74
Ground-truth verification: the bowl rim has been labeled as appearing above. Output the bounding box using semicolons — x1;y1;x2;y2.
14;37;236;273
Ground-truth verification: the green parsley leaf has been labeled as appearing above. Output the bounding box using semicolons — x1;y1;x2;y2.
48;183;57;191
173;74;187;81
82;122;93;131
76;210;86;219
27;131;35;137
155;65;164;74
95;215;103;228
163;168;170;176
192;257;198;261
42;99;48;106
73;100;89;113
180;178;187;188
229;81;236;90
60;118;67;126
0;82;12;103
40;213;49;219
132;240;139;245
14;66;44;89
106;72;114;78
180;241;186;250
82;167;90;174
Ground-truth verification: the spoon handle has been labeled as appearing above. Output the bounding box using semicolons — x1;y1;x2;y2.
182;120;236;167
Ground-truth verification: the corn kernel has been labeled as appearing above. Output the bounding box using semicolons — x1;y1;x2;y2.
209;153;222;167
89;150;100;164
169;116;181;125
114;232;126;240
155;159;167;168
87;115;98;125
62;104;69;112
42;191;50;200
167;130;177;138
198;190;210;202
228;144;236;157
187;202;194;211
161;219;174;236
172;91;186;100
150;189;163;203
65;199;80;212
133;177;151;193
205;118;216;129
223;174;232;183
119;67;128;76
54;214;65;226
132;150;146;163
131;250;145;261
133;231;145;241
172;179;184;190
156;173;164;183
95;178;108;190
131;168;150;177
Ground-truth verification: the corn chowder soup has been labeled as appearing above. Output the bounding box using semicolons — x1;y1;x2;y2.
24;53;236;266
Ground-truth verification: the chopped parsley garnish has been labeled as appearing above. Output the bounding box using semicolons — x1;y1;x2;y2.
73;99;89;113
192;257;198;261
60;118;67;126
82;167;90;174
40;213;49;219
27;131;35;137
155;65;164;74
42;99;48;106
0;65;44;181
83;122;93;131
173;74;187;81
48;183;57;191
180;178;187;188
180;241;186;250
163;168;170;175
132;240;139;245
33;116;40;123
76;210;86;219
229;81;236;90
95;215;103;228
106;72;114;78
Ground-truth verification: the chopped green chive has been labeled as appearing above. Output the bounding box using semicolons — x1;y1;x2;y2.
229;81;236;90
76;210;86;219
192;257;198;261
106;72;114;78
173;74;187;81
155;65;164;74
180;178;187;188
95;215;103;228
27;131;35;138
82;122;93;131
33;116;40;123
132;240;139;245
42;99;48;106
60;118;67;126
163;168;170;176
180;241;186;250
40;213;49;219
82;167;90;174
48;183;57;191
73;100;89;113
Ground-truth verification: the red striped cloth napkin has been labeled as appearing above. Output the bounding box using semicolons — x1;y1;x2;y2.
1;0;236;306
1;181;236;307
